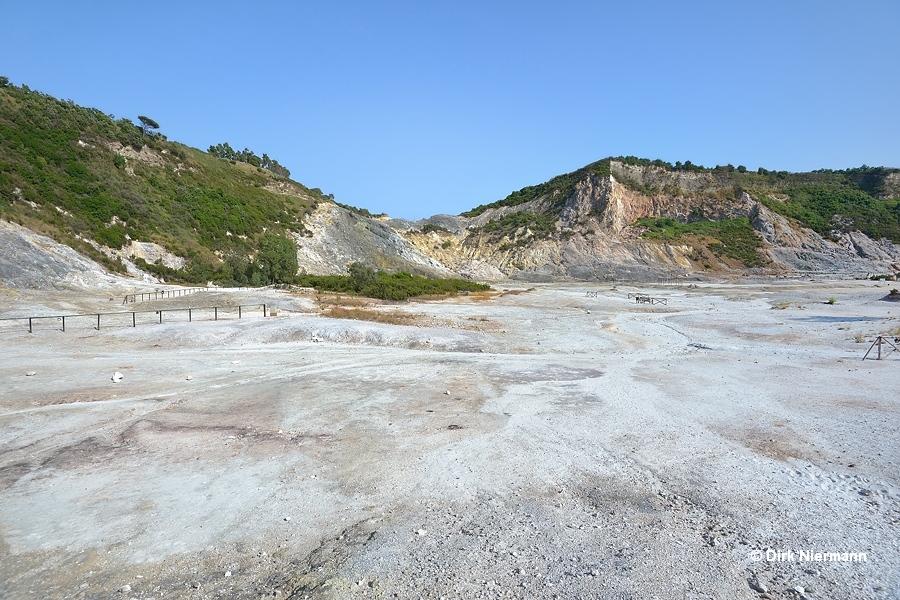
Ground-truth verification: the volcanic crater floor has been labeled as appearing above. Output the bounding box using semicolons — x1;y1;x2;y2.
0;281;898;599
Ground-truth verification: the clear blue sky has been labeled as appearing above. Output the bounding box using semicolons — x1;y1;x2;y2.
3;1;898;219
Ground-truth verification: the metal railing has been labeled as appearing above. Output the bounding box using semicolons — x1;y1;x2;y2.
0;304;269;334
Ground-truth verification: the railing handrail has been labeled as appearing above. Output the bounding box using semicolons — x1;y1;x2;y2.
0;303;271;333
122;285;274;304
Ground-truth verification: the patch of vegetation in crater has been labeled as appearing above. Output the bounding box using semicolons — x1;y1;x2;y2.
296;263;489;301
756;183;900;242
636;217;765;267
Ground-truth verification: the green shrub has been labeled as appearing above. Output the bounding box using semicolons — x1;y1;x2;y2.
255;234;298;284
95;224;127;249
296;269;489;300
421;223;450;234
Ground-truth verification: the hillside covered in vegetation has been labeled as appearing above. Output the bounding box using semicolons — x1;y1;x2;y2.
0;78;328;284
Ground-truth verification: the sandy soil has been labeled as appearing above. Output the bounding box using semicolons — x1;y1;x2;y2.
1;280;898;599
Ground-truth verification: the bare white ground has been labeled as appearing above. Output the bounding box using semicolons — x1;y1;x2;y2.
0;281;898;599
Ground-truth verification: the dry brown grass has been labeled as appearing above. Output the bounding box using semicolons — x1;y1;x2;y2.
317;294;372;308
412;293;466;301
499;287;535;297
466;290;502;302
322;306;422;326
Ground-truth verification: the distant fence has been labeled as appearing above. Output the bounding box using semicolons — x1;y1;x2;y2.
0;304;269;334
121;286;266;304
122;287;209;304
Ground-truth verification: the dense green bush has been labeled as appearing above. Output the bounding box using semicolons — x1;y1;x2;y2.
297;268;489;300
95;224;127;249
256;234;299;284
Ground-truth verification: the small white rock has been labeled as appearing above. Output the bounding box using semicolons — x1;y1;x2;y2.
444;390;450;395
111;372;123;383
224;571;232;577
25;371;36;376
417;528;427;536
284;517;291;522
186;375;193;380
119;584;131;592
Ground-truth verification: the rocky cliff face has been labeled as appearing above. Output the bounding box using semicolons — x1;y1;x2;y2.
376;161;900;280
751;203;900;274
292;203;452;276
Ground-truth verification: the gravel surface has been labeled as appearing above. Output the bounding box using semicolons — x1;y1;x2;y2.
1;280;898;599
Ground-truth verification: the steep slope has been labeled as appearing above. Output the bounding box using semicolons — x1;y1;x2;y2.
0;219;153;290
292;202;452;276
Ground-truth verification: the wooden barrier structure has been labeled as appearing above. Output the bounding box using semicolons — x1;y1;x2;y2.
1;304;269;334
123;287;211;304
627;293;668;305
862;336;900;361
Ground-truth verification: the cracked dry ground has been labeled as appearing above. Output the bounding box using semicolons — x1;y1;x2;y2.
1;282;898;599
